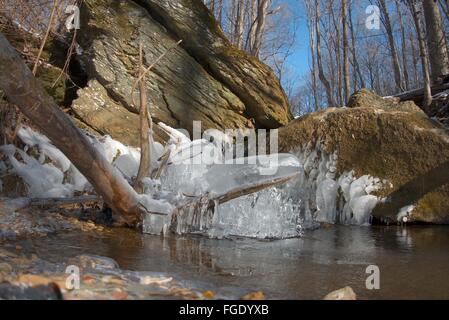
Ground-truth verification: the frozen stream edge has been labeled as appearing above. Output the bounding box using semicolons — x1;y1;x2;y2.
0;126;399;239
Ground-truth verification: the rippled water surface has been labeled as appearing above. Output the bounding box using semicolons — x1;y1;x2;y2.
16;225;449;299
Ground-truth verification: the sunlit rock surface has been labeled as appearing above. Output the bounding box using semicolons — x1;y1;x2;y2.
72;0;291;145
280;90;449;224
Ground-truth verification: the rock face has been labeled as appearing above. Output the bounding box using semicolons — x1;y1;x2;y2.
135;0;292;129
279;90;449;224
72;0;291;145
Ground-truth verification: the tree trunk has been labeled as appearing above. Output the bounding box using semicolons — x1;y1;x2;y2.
395;0;410;91
251;0;270;57
342;0;351;104
309;15;319;111
348;3;365;89
134;44;152;194
378;0;404;92
234;0;245;49
0;33;147;227
422;0;449;82
408;0;432;109
246;0;258;52
330;1;343;107
315;0;336;108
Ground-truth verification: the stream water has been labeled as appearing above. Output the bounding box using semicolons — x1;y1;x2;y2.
10;225;449;299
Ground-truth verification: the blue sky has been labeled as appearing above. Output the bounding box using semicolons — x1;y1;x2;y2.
284;0;310;78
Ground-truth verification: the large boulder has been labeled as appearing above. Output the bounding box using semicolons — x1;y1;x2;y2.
279;90;449;224
135;0;292;129
73;0;291;145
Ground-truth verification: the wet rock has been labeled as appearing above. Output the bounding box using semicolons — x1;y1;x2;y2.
0;282;63;300
241;291;266;300
0;207;107;241
323;286;356;300
71;254;119;271
0;262;13;273
280;90;449;224
139;275;173;286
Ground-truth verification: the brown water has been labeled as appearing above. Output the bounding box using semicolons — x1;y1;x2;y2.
14;225;449;299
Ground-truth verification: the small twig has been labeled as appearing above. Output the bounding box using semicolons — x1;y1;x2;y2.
52;28;78;88
152;146;171;179
32;0;59;75
131;40;182;107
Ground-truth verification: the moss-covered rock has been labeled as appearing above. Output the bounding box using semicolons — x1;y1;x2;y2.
1;23;68;106
279;90;449;224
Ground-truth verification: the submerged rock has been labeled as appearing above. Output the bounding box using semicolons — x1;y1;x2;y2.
280;90;449;224
0;282;63;300
0;241;242;300
323;286;356;300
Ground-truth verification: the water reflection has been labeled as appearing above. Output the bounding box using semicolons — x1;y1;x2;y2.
17;225;449;299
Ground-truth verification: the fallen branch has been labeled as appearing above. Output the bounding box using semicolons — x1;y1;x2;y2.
0;33;149;226
167;171;300;235
213;171;300;204
392;82;449;103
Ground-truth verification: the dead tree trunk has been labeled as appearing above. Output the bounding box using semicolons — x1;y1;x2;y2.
134;43;152;194
0;33;147;227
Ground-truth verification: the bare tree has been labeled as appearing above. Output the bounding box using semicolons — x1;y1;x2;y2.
251;0;271;57
348;1;365;90
408;0;432;109
311;0;335;107
377;0;404;91
395;0;410;90
305;0;319;111
422;0;449;82
342;0;351;104
133;43;152;194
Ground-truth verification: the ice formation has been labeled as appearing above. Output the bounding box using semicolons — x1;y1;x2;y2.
0;127;155;197
397;205;415;223
0;125;303;239
289;141;387;226
0;124;394;239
